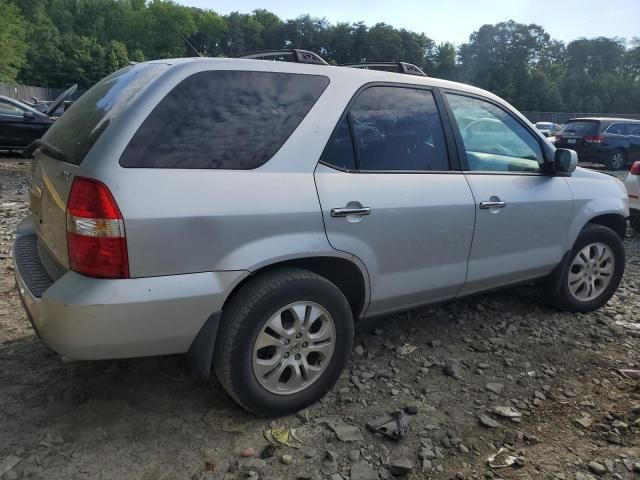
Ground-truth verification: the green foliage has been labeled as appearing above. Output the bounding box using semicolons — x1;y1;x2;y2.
0;0;28;82
3;0;639;113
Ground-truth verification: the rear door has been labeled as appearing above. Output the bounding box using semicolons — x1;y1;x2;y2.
314;85;475;315
443;91;574;294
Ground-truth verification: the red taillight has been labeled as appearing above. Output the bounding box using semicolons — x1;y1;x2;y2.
630;161;640;175
66;177;129;278
584;135;603;144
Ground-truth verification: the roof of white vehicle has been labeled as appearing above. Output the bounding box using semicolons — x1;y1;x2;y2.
150;57;502;103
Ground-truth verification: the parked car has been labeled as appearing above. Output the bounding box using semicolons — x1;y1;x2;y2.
624;161;640;232
13;56;629;416
555;117;640;170
0;85;77;152
534;121;560;137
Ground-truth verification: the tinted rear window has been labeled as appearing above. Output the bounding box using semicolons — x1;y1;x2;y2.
560;121;599;136
43;64;168;165
120;70;330;169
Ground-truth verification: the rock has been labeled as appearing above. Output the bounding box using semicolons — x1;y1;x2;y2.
350;462;378;480
405;405;419;415
325;450;339;462
259;445;277;459
479;414;500;428
373;328;384;336
329;422;364;442
444;359;463;379
419;448;435;460
574;417;593;428
240;448;255;458
388;457;413;476
491;406;522;419
302;448;316;459
348;449;361;462
281;454;293;465
634;463;640;473
486;383;504;395
458;444;469;454
588;462;606;475
354;345;365;356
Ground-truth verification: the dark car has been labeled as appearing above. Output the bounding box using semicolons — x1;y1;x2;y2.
555;117;640;170
0;84;77;152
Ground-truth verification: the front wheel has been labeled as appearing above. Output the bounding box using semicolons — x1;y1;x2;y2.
549;224;625;312
214;268;353;416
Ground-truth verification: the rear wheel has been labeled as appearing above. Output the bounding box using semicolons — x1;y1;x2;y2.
549;224;624;312
214;268;353;416
606;150;626;170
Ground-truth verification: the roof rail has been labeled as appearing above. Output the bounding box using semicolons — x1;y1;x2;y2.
238;49;328;65
341;61;427;77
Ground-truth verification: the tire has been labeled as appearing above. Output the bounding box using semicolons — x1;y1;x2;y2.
214;268;354;416
605;150;627;170
549;224;625;312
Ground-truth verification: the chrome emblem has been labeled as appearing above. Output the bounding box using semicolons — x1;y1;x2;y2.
58;170;72;182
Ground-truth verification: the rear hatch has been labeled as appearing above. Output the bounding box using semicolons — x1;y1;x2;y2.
556;120;600;151
28;63;167;271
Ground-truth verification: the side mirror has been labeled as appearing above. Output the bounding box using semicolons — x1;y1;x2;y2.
23;112;36;121
554;148;578;174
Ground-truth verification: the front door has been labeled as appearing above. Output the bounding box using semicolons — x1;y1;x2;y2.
444;92;574;295
314;85;476;316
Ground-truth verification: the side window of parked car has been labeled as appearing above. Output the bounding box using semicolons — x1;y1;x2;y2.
120;71;329;169
629;124;640;136
322;86;450;172
0;100;24;116
606;123;627;135
446;93;543;173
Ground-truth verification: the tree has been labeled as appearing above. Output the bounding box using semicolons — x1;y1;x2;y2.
0;0;28;82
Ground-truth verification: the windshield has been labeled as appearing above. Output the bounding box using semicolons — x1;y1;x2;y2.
43;63;168;165
560;120;599;136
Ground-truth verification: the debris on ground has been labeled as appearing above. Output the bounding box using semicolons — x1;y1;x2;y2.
366;407;417;440
487;448;517;468
263;426;302;447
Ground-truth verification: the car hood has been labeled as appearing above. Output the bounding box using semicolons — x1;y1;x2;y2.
45;84;78;116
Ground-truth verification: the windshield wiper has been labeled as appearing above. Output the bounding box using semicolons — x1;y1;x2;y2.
23;139;66;162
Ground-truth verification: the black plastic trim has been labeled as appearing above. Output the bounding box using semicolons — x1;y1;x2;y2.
14;235;54;298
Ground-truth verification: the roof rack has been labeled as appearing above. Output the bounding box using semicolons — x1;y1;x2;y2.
238;49;328;65
341;61;427;77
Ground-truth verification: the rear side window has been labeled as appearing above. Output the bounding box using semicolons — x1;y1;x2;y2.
629;123;640;136
605;123;627;135
560;121;599;136
322;86;450;172
120;71;329;169
44;63;168;165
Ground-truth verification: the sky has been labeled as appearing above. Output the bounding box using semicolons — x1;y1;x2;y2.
175;0;640;45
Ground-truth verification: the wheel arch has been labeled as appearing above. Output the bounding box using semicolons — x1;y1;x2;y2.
223;255;370;320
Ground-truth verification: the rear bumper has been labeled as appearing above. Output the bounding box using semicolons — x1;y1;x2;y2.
13;218;247;360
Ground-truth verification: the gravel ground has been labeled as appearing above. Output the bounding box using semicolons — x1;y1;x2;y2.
0;156;638;480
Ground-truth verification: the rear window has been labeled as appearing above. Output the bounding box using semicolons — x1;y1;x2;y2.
43;63;168;165
119;71;330;169
560;121;599;136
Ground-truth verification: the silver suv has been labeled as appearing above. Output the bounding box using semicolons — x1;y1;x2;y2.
13;54;629;416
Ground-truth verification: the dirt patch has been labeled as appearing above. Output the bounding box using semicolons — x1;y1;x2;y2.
0;158;638;479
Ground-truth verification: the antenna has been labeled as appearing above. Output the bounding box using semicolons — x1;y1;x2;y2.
176;30;203;58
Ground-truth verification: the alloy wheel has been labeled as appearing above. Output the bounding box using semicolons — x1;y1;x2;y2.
568;242;615;302
252;301;336;395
